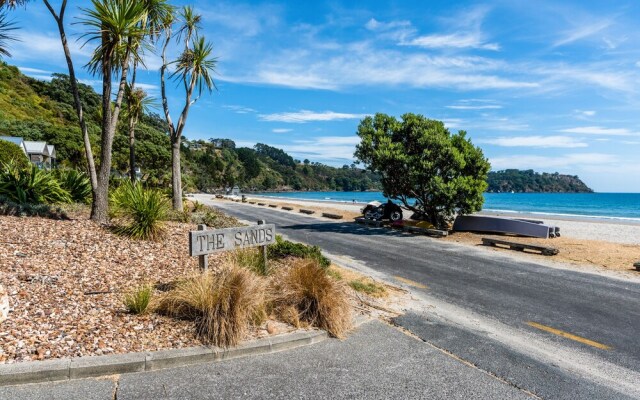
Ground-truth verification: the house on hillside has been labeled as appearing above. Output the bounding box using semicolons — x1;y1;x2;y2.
23;141;56;168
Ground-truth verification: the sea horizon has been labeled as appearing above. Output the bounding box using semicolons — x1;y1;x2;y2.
253;190;640;221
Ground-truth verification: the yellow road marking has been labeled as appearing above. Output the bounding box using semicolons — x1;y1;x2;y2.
394;276;428;289
526;321;612;350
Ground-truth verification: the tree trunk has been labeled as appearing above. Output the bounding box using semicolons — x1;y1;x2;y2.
44;0;98;192
128;118;136;182
171;137;183;211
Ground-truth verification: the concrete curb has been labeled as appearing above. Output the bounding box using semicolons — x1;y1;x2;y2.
0;316;372;387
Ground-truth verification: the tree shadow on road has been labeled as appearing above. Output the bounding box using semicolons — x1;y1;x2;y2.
281;221;410;237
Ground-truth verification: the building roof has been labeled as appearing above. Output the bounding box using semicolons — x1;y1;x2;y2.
23;141;49;155
47;145;56;159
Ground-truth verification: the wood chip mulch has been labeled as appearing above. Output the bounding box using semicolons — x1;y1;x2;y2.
0;214;238;364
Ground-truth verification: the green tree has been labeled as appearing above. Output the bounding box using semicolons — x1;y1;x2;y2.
354;113;490;228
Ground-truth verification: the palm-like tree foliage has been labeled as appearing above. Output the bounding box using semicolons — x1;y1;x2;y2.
79;0;146;76
139;0;173;43
0;161;72;205
171;36;217;97
0;11;17;58
176;5;200;48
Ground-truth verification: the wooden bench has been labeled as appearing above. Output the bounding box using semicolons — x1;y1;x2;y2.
257;203;266;206
402;225;448;237
322;212;343;220
299;209;315;215
268;204;278;208
482;238;558;256
282;206;294;211
248;201;256;204
634;261;640;271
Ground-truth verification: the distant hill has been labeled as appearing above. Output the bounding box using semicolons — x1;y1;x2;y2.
0;62;381;192
487;169;593;193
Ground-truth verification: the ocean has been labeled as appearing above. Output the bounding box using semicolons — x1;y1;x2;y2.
256;191;640;221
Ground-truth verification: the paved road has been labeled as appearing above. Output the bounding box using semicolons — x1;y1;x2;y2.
200;197;640;399
0;321;532;400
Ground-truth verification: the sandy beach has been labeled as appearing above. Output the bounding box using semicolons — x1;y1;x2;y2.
212;195;640;275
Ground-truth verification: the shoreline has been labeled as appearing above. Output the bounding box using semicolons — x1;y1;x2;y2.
245;194;640;227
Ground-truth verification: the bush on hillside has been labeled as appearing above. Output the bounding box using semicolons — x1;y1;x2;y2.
0;140;29;170
110;181;170;240
267;235;330;268
0;161;72;205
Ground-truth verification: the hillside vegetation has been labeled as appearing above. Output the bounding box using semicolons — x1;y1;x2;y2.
0;62;381;192
487;169;592;193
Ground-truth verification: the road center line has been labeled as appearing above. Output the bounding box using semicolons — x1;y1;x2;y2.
394;276;428;289
526;321;612;350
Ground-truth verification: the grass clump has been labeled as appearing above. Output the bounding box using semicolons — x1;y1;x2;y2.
272;259;352;338
326;268;343;281
348;280;386;297
156;267;266;347
123;285;153;314
110;181;170;240
268;235;330;268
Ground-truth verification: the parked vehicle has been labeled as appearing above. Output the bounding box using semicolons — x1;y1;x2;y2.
361;200;403;222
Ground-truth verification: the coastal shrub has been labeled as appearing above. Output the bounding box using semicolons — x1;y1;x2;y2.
156;267;266;347
355;113;490;229
123;285;153;315
55;168;92;204
272;259;352;338
110;181;170;240
0;140;29;170
0;161;72;205
0;195;68;219
268;235;330;268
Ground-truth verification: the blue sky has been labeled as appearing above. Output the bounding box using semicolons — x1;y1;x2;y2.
6;0;640;192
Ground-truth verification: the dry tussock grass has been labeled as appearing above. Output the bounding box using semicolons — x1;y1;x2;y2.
156;266;266;347
271;259;353;338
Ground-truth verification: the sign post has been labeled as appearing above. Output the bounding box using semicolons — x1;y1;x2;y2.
257;220;268;271
197;224;209;272
189;222;276;271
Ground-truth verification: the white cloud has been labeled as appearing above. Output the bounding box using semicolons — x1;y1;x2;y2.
403;32;499;51
574;110;596;118
553;19;612;47
446;104;502;110
13;32;92;62
442;119;464;129
224;105;256;114
481;136;588;148
272;128;292;133
17;66;51;75
560;126;635;136
259;110;367;123
490;153;617;170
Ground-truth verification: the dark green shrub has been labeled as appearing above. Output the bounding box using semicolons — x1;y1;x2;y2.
0;195;68;219
0;139;29;170
110;181;170;240
268;235;330;268
55;169;92;204
0;161;72;205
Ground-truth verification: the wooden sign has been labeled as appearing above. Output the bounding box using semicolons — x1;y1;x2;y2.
189;223;276;256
